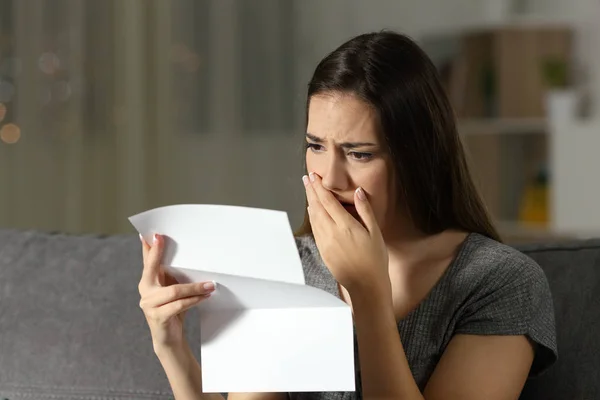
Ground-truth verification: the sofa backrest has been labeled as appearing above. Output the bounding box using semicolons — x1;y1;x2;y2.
0;228;185;399
517;239;600;400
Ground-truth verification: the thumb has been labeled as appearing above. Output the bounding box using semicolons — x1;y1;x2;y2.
141;234;165;287
354;187;379;234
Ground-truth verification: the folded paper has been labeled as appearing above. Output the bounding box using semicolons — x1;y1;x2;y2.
129;204;355;393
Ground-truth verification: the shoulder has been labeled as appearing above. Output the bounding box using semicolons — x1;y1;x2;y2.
452;233;557;376
450;233;553;320
453;233;548;291
452;233;554;323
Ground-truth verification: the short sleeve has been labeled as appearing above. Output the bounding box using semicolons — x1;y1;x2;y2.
454;256;558;377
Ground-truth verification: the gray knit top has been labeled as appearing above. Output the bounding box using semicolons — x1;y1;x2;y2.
289;232;558;400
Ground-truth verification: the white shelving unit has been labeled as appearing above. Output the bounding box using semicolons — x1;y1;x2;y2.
547;92;600;239
457;92;600;242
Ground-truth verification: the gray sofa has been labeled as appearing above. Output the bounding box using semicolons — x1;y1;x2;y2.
0;228;598;399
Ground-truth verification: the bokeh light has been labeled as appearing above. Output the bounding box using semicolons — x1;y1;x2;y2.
182;53;202;73
38;52;61;75
0;123;21;144
171;43;202;73
171;43;189;64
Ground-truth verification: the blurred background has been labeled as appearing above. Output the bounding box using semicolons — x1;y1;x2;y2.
0;0;599;244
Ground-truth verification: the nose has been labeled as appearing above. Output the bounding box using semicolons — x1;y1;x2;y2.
320;151;350;192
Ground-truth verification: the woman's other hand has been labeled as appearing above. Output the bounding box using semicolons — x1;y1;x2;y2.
137;233;215;353
303;172;390;297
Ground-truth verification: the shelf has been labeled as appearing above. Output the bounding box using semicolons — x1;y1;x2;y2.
458;118;547;135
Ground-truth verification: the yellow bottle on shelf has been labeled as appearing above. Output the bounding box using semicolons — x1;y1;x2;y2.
518;168;549;227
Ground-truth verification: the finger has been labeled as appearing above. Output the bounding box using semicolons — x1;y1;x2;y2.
303;174;333;226
309;172;352;225
306;204;326;244
140;281;216;309
354;187;380;234
141;234;164;287
148;295;211;322
140;234;150;264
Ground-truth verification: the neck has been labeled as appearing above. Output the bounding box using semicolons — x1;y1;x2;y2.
382;223;469;271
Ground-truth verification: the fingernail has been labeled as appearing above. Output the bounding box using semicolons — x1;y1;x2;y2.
356;187;366;201
302;175;309;186
309;172;316;182
203;281;216;291
153;234;159;244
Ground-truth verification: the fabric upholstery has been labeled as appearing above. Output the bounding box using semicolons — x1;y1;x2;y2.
518;239;600;400
0;228;193;399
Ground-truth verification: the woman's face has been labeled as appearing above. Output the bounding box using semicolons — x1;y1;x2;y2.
305;93;397;233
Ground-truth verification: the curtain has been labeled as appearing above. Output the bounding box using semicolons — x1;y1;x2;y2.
0;0;307;235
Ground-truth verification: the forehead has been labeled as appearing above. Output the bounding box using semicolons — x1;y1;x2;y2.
307;93;379;142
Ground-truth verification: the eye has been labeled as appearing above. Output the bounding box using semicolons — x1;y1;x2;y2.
349;151;373;161
306;143;324;152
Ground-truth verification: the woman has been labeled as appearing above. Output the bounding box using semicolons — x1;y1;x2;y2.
138;31;557;399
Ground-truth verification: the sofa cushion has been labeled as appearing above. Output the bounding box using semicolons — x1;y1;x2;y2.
517;239;600;400
0;228;197;399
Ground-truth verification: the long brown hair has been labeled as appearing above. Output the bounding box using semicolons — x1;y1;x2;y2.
295;31;501;242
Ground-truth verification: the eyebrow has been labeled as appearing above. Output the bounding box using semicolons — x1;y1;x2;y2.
305;133;377;149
